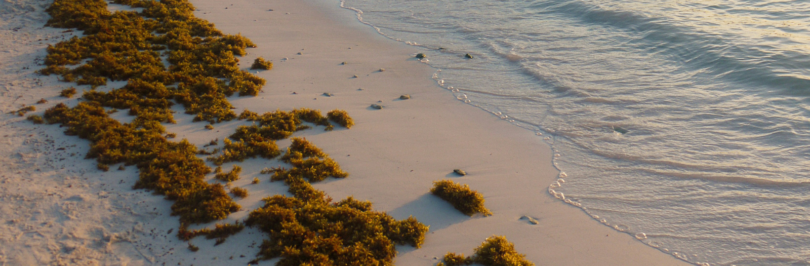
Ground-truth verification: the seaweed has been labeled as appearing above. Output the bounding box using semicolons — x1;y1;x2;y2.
260;167;274;174
439;236;534;266
229;110;299;140
250;57;273;70
238;109;259;120
215;165;241;182
441;253;472;266
37;0;428;264
231;109;335;139
271;138;348;182
471;236;534;266
231;187;248;198
43;102;239;225
294;108;330;126
27;115;45;124
206;222;246;245
42;0;265;123
207;139;218;146
177;221;246;245
270;155;348;183
208;138;281;165
431;180;492;216
281;137;327;161
13;106;36;116
245;186;429;265
240;131;427;264
170;183;240;224
327;109;354;128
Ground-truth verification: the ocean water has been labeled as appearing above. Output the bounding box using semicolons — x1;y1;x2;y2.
338;0;810;265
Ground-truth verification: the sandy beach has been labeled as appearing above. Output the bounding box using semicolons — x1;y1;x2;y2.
0;0;692;265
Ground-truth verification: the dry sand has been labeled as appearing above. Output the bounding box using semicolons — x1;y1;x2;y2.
0;0;692;265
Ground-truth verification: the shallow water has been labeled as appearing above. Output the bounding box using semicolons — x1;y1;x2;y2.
339;0;810;265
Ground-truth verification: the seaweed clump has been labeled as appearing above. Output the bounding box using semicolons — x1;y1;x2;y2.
60;87;77;98
271;137;348;182
440;252;472;266
431;180;492;216
209;138;281;165
237;109;259;120
13;106;36;116
210;108;340;166
438;236;534;266
27;115;45;124
246;189;428;265
250;57;273;70
178;221;245;245
230;186;248;198
230;108;333;141
214;165;241;181
327;109;354;129
294;108;331;127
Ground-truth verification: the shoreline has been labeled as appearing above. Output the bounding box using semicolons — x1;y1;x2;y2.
0;0;691;265
191;0;692;264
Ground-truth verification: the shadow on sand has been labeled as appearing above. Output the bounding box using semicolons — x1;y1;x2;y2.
388;193;472;233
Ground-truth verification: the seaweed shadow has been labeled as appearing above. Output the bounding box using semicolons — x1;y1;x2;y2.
388;193;470;232
445;171;466;178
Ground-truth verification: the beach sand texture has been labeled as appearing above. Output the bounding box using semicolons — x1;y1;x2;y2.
0;0;691;265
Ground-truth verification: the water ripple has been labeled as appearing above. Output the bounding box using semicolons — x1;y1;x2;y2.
343;0;810;264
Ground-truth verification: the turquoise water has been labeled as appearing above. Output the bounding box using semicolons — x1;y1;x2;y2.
339;0;810;265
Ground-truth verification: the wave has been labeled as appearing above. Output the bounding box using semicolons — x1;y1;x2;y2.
340;0;810;264
515;0;810;93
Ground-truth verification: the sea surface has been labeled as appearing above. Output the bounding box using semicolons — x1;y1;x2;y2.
338;0;810;265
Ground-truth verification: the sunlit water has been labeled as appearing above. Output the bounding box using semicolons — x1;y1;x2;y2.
338;0;810;265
